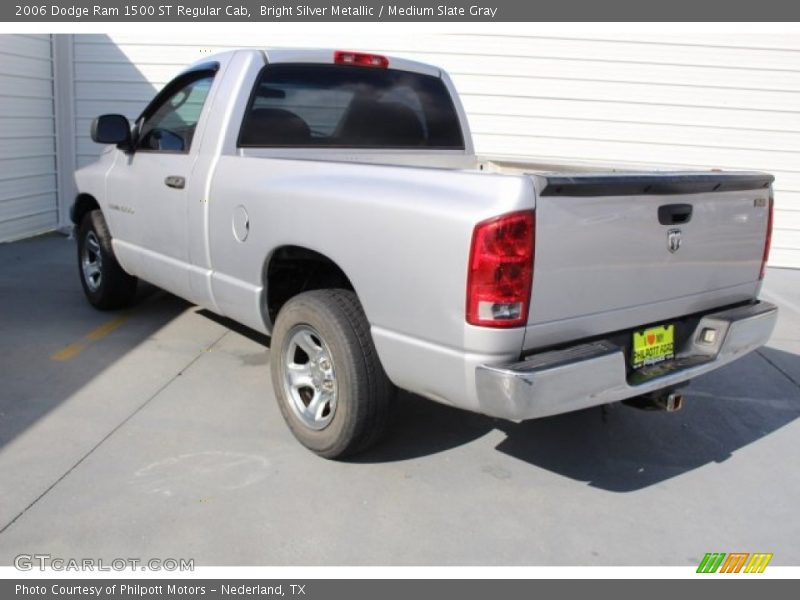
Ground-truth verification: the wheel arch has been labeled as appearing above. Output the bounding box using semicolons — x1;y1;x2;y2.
70;193;101;225
263;245;358;325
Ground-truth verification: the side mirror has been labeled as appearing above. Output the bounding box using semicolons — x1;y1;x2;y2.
90;114;132;150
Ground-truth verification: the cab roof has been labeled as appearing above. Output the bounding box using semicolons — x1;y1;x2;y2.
186;48;442;78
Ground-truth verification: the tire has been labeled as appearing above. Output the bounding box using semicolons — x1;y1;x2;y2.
77;209;138;310
270;289;395;459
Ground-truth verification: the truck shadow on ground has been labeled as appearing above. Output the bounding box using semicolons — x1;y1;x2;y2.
181;288;800;493
354;349;800;492
0;235;189;454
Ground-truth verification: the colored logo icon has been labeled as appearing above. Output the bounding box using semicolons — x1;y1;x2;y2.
697;552;773;573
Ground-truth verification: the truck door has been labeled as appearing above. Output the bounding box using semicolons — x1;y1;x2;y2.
105;68;217;301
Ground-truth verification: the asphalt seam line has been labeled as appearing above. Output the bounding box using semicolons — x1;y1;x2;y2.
756;349;800;391
0;329;230;537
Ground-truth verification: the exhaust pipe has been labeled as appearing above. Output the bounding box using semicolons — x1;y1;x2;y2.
623;389;685;412
658;391;684;412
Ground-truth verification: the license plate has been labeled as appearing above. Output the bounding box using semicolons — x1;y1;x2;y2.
631;324;675;369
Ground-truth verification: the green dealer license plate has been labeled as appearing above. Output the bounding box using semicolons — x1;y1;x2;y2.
631;324;675;369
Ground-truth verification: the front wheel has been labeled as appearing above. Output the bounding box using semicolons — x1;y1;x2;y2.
77;210;137;310
270;289;395;459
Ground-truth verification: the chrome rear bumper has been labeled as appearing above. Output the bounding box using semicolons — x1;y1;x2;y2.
475;301;778;421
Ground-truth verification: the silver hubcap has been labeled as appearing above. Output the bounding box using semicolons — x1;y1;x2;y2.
81;231;103;292
282;325;337;430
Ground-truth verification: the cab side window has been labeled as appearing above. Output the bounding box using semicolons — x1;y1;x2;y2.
137;74;214;153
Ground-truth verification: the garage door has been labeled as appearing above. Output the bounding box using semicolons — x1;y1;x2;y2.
0;34;58;241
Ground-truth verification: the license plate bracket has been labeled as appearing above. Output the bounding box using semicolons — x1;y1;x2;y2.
631;324;675;370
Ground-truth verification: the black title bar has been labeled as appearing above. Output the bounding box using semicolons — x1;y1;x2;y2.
4;579;799;599
4;0;800;21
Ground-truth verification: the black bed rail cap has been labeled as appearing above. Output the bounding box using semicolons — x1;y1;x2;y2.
538;171;775;197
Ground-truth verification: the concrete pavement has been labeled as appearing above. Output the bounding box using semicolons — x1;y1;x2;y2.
0;233;798;566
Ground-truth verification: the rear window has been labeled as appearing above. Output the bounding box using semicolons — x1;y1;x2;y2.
238;64;464;149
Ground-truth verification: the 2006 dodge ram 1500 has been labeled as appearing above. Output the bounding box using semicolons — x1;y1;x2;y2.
73;48;778;458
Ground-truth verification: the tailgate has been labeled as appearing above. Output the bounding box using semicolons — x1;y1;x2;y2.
524;171;773;351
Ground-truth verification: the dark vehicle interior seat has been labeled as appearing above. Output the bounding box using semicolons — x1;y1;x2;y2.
337;100;425;146
240;108;312;145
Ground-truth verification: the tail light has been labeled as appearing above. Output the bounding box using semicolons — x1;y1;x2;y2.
334;51;389;68
759;195;774;280
467;211;535;328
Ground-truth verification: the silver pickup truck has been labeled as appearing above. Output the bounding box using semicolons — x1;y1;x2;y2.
73;48;778;458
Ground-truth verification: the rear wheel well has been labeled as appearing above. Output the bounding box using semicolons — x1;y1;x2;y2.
266;246;355;323
71;193;100;225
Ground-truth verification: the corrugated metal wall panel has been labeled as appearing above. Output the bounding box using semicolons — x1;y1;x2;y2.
72;32;800;268
0;34;58;242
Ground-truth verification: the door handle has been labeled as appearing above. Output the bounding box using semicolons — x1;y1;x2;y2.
164;175;186;189
658;203;693;225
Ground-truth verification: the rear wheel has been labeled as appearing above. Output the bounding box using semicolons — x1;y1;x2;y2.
77;210;137;310
270;289;394;459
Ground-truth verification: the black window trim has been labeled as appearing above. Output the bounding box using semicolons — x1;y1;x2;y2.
133;61;220;155
236;63;466;151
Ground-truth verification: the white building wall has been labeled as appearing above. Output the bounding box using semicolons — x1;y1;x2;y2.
0;34;58;241
64;32;800;268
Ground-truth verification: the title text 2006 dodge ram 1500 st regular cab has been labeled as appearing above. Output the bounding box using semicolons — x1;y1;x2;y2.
72;48;778;458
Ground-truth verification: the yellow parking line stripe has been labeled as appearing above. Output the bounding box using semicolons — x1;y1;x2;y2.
51;343;88;362
50;315;130;362
85;316;129;342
